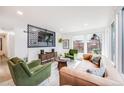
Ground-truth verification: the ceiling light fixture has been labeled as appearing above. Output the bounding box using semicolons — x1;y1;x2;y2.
17;11;23;15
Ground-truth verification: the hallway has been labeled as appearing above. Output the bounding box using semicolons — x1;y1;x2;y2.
0;56;12;83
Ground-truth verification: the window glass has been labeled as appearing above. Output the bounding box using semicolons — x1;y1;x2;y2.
73;33;102;54
73;40;84;53
111;22;116;63
122;8;124;73
87;40;101;54
87;33;102;54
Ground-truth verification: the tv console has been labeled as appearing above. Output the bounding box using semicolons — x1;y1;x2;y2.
39;52;57;63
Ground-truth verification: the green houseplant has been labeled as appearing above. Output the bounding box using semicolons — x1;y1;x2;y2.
58;38;63;43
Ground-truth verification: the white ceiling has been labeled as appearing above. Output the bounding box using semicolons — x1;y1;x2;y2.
0;6;115;33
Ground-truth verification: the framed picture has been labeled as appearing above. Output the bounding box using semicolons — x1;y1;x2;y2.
63;39;69;49
27;24;56;48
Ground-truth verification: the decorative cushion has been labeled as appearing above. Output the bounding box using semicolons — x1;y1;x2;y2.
91;56;101;67
83;53;92;61
10;57;24;64
10;57;30;70
86;67;106;77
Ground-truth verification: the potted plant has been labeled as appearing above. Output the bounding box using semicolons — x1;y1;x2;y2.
92;48;101;54
58;38;63;43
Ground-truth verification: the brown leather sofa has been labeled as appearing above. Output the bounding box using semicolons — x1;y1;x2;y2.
59;56;124;86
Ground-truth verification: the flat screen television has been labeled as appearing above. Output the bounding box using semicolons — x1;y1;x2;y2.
28;24;56;48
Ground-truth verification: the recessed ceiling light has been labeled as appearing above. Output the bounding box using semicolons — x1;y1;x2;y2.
84;24;88;26
17;11;23;15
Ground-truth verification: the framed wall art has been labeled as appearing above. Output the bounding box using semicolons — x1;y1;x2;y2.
63;39;69;49
27;24;56;48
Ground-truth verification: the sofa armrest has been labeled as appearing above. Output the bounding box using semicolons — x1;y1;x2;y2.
60;67;123;86
28;60;41;69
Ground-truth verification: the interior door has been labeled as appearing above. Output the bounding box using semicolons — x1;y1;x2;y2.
0;38;3;56
0;38;2;51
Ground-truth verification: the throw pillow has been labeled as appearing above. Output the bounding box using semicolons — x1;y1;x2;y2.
10;57;30;70
83;53;92;61
91;56;101;67
86;67;106;77
10;57;24;64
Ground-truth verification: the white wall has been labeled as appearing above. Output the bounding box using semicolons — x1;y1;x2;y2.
7;32;15;58
14;27;28;59
102;26;111;58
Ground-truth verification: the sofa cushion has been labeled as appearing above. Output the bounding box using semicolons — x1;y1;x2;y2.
30;65;43;73
86;67;106;77
74;60;98;72
66;55;73;58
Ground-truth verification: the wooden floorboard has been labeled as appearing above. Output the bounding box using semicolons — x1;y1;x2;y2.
0;56;12;83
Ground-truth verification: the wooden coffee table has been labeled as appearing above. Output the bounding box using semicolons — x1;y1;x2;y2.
56;59;67;70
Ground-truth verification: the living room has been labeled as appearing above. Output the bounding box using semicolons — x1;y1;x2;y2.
0;6;124;86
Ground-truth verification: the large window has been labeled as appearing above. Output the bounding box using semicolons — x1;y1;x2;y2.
73;33;102;54
73;40;84;53
111;22;116;64
122;8;124;73
87;40;101;54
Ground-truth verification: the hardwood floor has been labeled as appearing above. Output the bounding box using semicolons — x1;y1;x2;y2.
0;56;8;64
0;56;12;83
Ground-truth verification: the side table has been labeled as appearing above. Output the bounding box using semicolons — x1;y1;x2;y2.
56;59;67;70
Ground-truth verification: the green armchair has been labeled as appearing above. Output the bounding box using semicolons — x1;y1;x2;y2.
7;57;51;86
65;49;78;60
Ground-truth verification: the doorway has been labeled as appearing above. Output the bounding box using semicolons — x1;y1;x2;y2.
0;38;2;51
0;33;8;64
